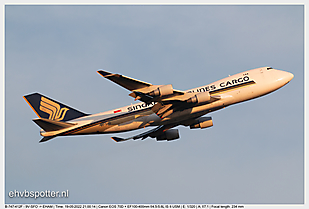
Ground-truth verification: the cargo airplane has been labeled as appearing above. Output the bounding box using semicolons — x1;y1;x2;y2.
24;67;293;143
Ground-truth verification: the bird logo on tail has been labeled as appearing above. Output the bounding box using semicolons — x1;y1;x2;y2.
39;97;69;121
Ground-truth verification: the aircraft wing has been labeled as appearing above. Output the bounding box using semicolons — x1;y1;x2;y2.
97;70;185;103
97;70;220;119
111;125;163;142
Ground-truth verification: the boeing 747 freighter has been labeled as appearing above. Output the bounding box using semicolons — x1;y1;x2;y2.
24;67;293;143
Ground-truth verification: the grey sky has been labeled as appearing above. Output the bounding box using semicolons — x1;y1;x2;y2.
5;5;304;204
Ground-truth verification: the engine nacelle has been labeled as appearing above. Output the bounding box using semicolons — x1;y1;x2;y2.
156;129;179;141
190;117;213;129
149;84;173;97
187;92;211;104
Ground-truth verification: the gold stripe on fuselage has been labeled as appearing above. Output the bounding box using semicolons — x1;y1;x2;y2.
210;81;256;96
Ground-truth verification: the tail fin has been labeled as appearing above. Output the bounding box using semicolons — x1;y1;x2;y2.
23;93;88;122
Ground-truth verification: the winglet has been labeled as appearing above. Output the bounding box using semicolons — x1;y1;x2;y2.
111;137;127;142
97;70;113;77
39;136;55;143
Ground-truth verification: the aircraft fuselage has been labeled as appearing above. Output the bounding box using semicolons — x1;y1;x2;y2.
38;67;292;139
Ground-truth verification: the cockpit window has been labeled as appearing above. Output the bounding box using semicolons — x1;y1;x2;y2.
267;67;273;70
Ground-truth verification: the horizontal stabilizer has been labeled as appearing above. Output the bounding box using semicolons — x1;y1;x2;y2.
33;118;76;132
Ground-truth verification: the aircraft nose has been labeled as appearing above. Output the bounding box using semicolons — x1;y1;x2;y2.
274;70;294;86
282;71;294;83
286;72;294;82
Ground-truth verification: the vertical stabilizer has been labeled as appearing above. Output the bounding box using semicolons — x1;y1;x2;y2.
24;93;88;122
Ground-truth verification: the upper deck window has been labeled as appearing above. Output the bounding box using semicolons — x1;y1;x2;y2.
267;67;273;70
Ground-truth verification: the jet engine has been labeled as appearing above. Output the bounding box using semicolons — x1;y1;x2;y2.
149;84;173;97
190;117;213;129
156;129;179;141
187;92;211;104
